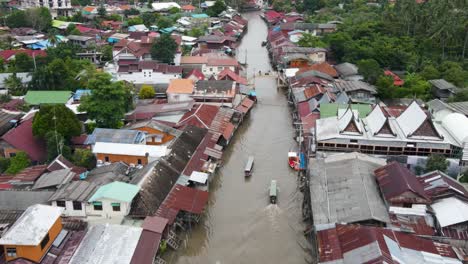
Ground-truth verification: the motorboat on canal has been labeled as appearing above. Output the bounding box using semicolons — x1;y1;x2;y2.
269;180;278;204
244;156;254;176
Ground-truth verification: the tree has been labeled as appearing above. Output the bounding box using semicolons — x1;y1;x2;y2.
168;7;180;14
5;152;30;174
78;73;133;128
357;59;382;84
147;0;153;9
139;84;155;99
425;154;449;173
206;0;226;17
26;7;52;31
303;0;321;12
128;17;144;26
151;34;177;64
0;157;10;173
45;131;71;162
449;89;468;102
188;27;205;38
98;5;106;17
32;104;82;140
72;148;96;170
13;53;34;72
376;75;395;99
5;10;29;28
65;23;77;35
419;65;440;80
439;61;468;87
101;45;113;61
297;33;327;48
5;74;26;96
124;8;140;16
156;17;173;29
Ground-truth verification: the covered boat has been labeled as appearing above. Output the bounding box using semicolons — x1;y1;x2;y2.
244;156;254;176
269;180;277;204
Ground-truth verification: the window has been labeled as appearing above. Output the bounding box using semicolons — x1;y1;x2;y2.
72;201;82;211
218;67;222;70
350;139;358;144
56;201;66;207
40;233;50;250
6;248;16;257
105;156;109;162
112;203;121;211
9;152;16;157
93;201;103;211
209;67;213;72
137;159;142;165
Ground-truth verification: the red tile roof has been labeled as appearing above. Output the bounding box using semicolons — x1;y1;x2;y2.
374;162;431;205
187;69;205;80
181;4;196;10
177;104;219;129
384;70;404;86
165;184;209;214
298;62;338;78
217;68;247;85
1;118;47;162
207;57;239;67
0;49;46;61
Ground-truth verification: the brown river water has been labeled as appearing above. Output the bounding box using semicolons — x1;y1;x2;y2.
166;11;311;264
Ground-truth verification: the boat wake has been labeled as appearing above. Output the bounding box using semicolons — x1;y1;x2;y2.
263;204;283;231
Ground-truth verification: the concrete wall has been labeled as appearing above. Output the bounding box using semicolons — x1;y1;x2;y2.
86;198;130;218
201;65;236;78
117;71;181;84
96;153;148;165
167;93;192;103
51;200;87;217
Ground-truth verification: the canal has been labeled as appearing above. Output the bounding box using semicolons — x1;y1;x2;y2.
167;11;311;263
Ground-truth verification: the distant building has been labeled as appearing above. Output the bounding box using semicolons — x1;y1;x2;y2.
66;35;96;48
114;60;182;85
20;0;72;17
166;79;195;103
92;142;168;165
429;79;458;101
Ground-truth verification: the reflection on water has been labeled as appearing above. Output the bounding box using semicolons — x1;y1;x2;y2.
166;11;311;264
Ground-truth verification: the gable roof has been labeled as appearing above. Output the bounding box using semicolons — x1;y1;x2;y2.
374;162;431;205
187;69;205;80
0;204;62;246
429;79;457;90
1;118;47;162
217;68;247;85
297;62;338;78
167;79;194;94
418;170;468;201
89;181;140;203
49;181;98;202
177;104;219;129
338;106;362;134
365;105;396;136
0;49;47;61
85;128;146;145
396;101;443;139
32;168;75;190
0;190;54;210
127;119;182;137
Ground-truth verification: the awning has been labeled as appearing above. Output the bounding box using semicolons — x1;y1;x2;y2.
111;203;121;206
189;171;209;184
92;201;102;205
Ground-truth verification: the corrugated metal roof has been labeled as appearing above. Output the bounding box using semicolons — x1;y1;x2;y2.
142;216;168;234
32;168;75;190
165;184;209;214
49;181;98;202
374;162;431;205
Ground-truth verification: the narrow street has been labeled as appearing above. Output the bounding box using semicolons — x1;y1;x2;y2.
167;12;311;263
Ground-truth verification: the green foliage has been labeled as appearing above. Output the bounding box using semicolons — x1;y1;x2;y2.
151;34;177;64
141;12;158;26
357;59;382;84
139;84;155;99
0;157;10;173
32;104;82;140
439;61;468;87
0;94;11;103
376;75;395;99
70;12;86;23
72;148;96;170
188;27;205;38
449;89;468;103
5;152;30;174
78;73;133;128
6;10;29;28
71;0;91;6
420;65;440;80
124;8;140;16
7;8;53;31
106;14;122;21
297;33;327;48
425;154;449;173
98;5;106;17
12;53;34;72
101;45;113;62
303;0;322;12
460;170;468;183
45;131;71;162
5;74;26;96
272;0;292;12
206;0;227;17
168;7;180;14
147;0;153;9
66;23;77;35
156;17;173;29
128;17;144;26
376;73;430;100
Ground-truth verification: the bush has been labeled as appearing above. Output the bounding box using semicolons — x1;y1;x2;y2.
139;85;155;99
72;148;96;170
0;157;10;173
5;152;30;174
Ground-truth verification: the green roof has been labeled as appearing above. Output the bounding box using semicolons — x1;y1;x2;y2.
52;20;67;28
89;181;140;203
319;103;372;118
24;91;72;105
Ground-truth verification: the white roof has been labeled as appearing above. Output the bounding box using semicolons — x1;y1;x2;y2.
389;205;427;216
431;197;468;227
441;113;468;145
364;105;387;135
152;2;181;11
189;171;209;184
285;68;299;78
92;142;168;158
129;24;148;32
182;36;197;42
338;107;361;133
178;19;191;26
0;204;63;245
396;101;427;136
69;224;142;264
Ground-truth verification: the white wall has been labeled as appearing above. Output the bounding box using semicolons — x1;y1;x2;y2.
309;52;326;63
167;93;192;103
201;65;236;78
117;71;181;84
52;200;87;217
85;198;130;219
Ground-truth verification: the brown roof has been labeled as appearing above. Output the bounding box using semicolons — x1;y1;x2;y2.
177;104;219;129
0;165;48;184
1;118;46;162
374;162;431;205
181;4;196;10
180;56;208;64
166;79;194;94
297;62;338;78
207;57;239;67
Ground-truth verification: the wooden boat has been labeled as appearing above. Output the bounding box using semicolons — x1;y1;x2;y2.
288;152;306;171
269;180;278;204
244;156;254;177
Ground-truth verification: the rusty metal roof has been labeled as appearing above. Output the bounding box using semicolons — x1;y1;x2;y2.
165;184;209;214
374;162;431;205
